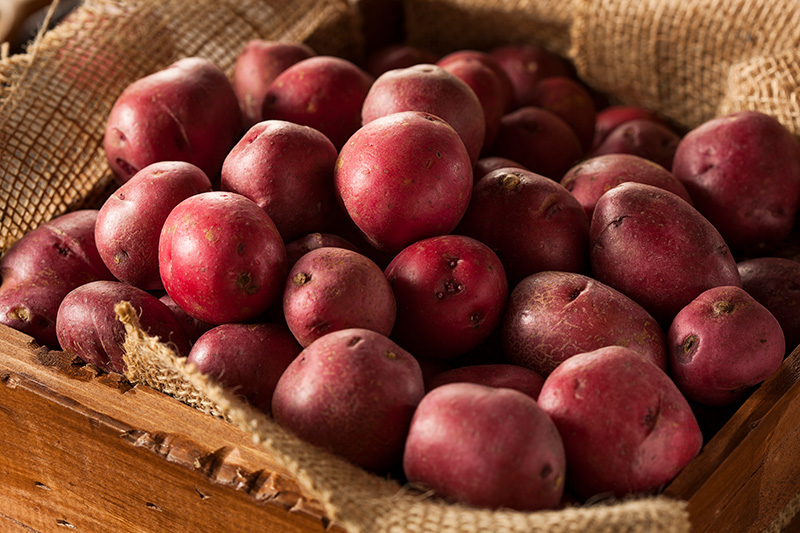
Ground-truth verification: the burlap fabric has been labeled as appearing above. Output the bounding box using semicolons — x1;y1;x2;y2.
3;0;800;530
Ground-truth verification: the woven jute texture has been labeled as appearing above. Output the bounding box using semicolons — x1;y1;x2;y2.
4;0;800;531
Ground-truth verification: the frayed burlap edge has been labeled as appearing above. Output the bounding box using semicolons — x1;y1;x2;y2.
117;301;691;533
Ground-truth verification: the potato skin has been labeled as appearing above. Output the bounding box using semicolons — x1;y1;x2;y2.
104;57;242;184
590;182;741;325
591;105;664;150
456;167;589;285
262;56;374;150
335;111;473;254
56;280;191;373
589;118;680;171
232;40;316;128
403;382;565;511
187;322;301;414
284;232;359;269
272;328;424;472
526;76;596;151
385;235;507;359
738;257;800;352
502;271;667;376
426;363;545;400
283;247;396;347
561;153;692;220
672;110;800;253
489;44;572;110
95;161;212;291
220;120;339;242
668;286;785;406
158;191;287;324
362;63;486;164
538;346;703;500
0;210;115;348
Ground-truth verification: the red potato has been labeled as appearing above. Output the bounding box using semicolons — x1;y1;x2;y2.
473;156;528;183
283;247;396;347
489;106;584;180
261;56;374;150
455;168;589;285
0;210;115;349
366;43;439;77
384;235;508;359
272;328;425;472
525;76;597;151
489;44;573;110
590;182;741;325
437;49;514;114
592;105;665;150
334;111;473;254
232;40;316;128
672;110;800;253
438;56;506;153
95;161;212;291
361;63;486;164
668;286;785;406
502;271;667;376
589;118;681;171
426;364;546;400
560;154;693;220
738;257;800;352
284;232;359;269
403;382;566;511
538;346;703;500
56;280;191;374
158;191;287;325
220;120;339;242
104;57;242;185
187;322;301;414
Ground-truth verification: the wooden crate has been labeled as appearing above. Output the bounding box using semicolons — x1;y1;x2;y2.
2;318;800;532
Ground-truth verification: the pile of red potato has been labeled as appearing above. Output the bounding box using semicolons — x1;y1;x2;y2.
2;38;800;511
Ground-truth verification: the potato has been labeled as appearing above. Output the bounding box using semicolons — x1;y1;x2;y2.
283;247;396;347
232;40;316;128
426;363;546;400
738;257;800;352
158;191;287;324
437;49;514;114
0;210;115;348
334;111;473;253
592;105;664;150
473;156;527;183
272;328;425;472
489;44;572;110
362;63;485;164
56;280;191;373
589;118;680;171
590;182;741;324
437;56;506;153
456;167;589;285
261;56;374;150
502;271;667;376
220;120;339;241
560;153;693;220
384;235;508;359
104;57;242;184
187;322;301;414
403;382;565;511
159;293;214;344
668;285;785;406
489;106;584;180
366;43;438;77
538;346;703;500
95;161;212;291
526;76;596;151
672;110;800;253
284;232;359;269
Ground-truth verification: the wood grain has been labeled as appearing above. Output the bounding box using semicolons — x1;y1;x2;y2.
0;325;340;533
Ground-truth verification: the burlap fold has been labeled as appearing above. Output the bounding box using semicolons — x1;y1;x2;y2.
4;0;800;530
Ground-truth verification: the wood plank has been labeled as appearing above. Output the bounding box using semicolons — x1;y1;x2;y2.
0;324;340;532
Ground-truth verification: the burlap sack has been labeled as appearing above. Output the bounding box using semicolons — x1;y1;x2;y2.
3;0;800;530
